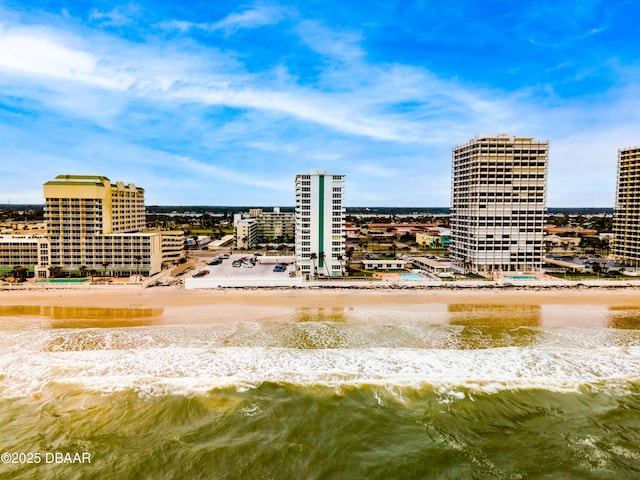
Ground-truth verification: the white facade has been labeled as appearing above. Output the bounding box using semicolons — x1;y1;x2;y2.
295;173;346;277
450;136;548;273
362;259;406;270
235;218;258;249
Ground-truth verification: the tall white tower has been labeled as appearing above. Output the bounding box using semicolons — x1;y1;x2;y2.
295;172;346;277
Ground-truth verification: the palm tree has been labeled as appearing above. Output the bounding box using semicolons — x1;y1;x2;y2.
79;265;88;278
102;262;110;277
48;265;62;278
10;265;28;282
319;252;330;276
309;252;317;279
345;247;354;270
133;255;142;275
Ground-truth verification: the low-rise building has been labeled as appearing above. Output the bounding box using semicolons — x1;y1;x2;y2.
362;259;407;270
367;223;436;235
152;230;185;267
0;221;47;235
0;234;49;278
416;228;451;248
411;256;454;277
544;225;598;236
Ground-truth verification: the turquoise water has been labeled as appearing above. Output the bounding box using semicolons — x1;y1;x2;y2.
2;304;640;478
400;273;426;280
504;275;538;280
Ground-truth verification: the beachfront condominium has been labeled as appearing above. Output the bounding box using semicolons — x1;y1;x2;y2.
613;146;640;267
295;172;346;277
450;135;548;274
44;175;164;276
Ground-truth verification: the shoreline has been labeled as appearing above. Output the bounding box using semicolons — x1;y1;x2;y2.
1;284;640;310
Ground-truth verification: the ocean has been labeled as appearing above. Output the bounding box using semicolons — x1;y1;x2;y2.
1;302;640;479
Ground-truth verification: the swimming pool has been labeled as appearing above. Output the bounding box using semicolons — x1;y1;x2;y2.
400;273;426;281
504;275;538;280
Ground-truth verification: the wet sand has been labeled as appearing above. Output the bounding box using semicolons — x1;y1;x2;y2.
0;286;639;310
0;286;639;330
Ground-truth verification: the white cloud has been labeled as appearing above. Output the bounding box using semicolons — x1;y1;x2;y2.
0;18;525;146
0;25;97;81
89;8;134;27
296;20;364;61
1;10;639;206
160;4;286;35
176;156;289;191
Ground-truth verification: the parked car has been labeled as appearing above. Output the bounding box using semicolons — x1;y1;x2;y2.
207;258;222;266
192;269;210;278
273;264;287;272
232;260;242;267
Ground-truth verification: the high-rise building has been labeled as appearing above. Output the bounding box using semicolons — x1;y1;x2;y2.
613;146;640;266
43;175;164;276
450;135;548;274
295;172;345;277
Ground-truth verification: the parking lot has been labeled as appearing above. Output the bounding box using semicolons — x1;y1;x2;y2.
189;253;295;282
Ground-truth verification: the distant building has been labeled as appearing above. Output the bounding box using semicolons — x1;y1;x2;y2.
233;207;295;249
0;221;47;235
235;217;258;249
256;207;295;243
295;172;346;277
43;175;169;277
544;225;598;236
366;223;436;235
415;228;451;248
613;146;640;266
450;135;548;273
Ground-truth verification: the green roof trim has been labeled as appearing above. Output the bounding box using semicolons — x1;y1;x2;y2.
55;175;110;181
110;183;145;192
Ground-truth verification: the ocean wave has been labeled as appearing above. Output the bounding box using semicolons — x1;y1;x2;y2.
1;343;640;398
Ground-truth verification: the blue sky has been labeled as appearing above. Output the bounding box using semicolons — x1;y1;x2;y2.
1;0;640;207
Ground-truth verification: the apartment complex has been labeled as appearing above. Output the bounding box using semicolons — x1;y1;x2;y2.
295;172;345;277
43;175;165;276
613;146;640;266
234;207;295;249
450;135;548;273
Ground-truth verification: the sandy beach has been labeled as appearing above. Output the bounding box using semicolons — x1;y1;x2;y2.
1;286;639;318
